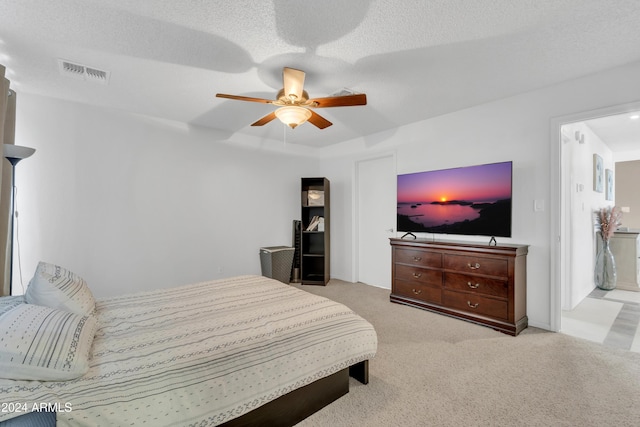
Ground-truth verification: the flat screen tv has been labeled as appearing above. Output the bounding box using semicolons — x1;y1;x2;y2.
397;161;512;238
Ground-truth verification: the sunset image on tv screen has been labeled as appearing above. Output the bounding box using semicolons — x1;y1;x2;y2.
397;161;512;237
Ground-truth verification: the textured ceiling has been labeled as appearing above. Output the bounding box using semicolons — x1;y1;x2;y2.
1;0;640;149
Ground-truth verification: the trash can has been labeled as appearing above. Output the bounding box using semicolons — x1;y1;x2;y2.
260;246;295;284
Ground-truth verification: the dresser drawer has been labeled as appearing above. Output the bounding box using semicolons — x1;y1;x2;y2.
443;254;508;277
395;264;442;287
394;279;442;305
443;290;508;321
444;272;508;298
395;248;442;267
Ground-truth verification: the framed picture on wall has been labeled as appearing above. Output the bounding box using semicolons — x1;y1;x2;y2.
593;154;603;193
605;169;614;201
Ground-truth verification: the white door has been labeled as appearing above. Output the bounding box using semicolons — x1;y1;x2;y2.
356;154;396;288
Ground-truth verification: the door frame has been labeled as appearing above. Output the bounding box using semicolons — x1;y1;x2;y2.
550;100;640;332
352;151;397;284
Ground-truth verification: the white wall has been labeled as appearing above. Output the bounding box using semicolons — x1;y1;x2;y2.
12;60;640;330
13;94;319;297
320;101;549;326
319;60;640;330
561;123;614;309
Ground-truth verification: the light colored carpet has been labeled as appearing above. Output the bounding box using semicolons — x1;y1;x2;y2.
292;280;640;427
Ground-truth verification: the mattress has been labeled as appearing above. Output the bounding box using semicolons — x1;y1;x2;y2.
0;275;377;426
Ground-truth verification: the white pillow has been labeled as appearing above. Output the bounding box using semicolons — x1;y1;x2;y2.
26;262;96;315
0;303;98;381
0;295;25;316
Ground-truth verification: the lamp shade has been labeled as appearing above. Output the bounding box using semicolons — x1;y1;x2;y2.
4;144;35;165
275;106;312;129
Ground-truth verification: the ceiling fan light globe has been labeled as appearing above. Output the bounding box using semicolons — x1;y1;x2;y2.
275;106;311;129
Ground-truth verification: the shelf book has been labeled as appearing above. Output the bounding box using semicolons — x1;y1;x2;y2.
306;216;324;231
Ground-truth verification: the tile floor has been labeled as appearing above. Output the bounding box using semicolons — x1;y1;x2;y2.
561;288;640;353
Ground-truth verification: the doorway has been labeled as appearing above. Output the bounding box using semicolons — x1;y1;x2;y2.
551;101;640;333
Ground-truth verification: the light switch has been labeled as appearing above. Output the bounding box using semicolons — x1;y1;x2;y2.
621;206;631;213
534;199;544;212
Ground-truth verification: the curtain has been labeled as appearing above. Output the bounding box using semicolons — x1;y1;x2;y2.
0;64;17;296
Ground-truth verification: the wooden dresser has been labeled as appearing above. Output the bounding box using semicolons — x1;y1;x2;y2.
390;238;528;336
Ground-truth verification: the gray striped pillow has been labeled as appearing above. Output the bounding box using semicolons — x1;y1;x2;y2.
0;303;97;381
26;262;96;315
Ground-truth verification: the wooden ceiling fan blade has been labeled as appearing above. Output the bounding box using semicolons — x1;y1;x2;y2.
307;110;332;129
251;111;277;126
216;93;273;104
309;93;367;108
283;67;305;101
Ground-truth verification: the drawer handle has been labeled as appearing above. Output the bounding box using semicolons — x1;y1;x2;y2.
413;256;422;262
467;262;480;270
413;272;422;278
467;301;479;309
412;288;422;295
467;281;480;289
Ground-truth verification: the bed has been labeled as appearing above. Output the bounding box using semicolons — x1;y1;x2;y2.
0;264;377;426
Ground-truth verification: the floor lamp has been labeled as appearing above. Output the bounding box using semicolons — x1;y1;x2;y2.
3;144;35;295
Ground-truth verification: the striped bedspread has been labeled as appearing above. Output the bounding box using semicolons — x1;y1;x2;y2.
0;275;377;426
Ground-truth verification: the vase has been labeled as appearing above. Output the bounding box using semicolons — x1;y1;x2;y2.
594;240;617;290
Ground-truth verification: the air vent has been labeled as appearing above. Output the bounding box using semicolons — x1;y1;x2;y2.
58;59;110;85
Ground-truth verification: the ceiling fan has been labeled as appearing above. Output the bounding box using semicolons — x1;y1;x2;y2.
216;67;367;129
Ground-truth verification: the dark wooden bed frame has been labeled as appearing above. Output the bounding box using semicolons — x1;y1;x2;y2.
221;360;369;427
0;360;369;427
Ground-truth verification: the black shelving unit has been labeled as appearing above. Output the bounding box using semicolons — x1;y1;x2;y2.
301;178;330;285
